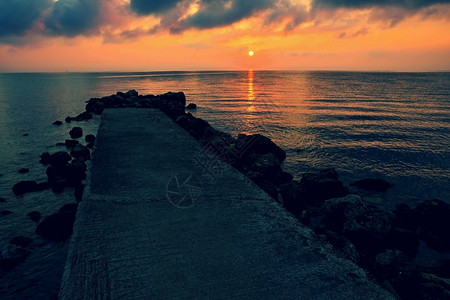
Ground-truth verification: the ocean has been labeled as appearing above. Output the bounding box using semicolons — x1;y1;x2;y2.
0;71;449;297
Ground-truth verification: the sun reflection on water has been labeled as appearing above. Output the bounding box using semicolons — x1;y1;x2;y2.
247;69;255;112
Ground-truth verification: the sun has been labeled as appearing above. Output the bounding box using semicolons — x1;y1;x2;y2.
248;50;254;57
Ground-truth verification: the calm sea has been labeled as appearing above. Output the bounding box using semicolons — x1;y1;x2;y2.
0;71;449;297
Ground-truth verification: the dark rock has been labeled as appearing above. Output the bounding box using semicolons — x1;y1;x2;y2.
0;197;6;203
65;139;79;149
419;259;450;279
50;151;71;167
249;152;282;178
374;249;419;300
10;236;33;247
53;120;63;125
74;184;85;202
27;211;41;222
415;199;450;251
69;127;83;139
419;272;450;300
175;113;214;139
50;177;67;193
319;168;339;180
125;90;138;98
70;144;90;160
234;134;286;163
59;203;78;213
158;92;186;117
254;179;278;200
85;98;105;115
23;133;29;136
75;111;93;121
0;244;30;270
65;116;73;123
392;204;419;231
322;230;360;263
280;181;307;216
18;168;29;174
12;180;39;195
56;142;66;146
385;228;419;258
85;134;96;144
39;152;51;164
86;142;95;149
186;103;197;110
35;205;78;241
36;182;50;191
351;178;392;192
47;162;86;188
300;170;349;206
1;210;12;216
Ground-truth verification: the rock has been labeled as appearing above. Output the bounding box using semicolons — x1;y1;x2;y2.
85;98;105;115
27;211;41;222
234;134;286;163
23;133;29;136
74;184;85;202
351;178;392;192
59;203;78;213
10;236;33;247
157;92;186;117
280;181;307;216
74;111;93;121
12;180;39;195
53;120;63;125
18;168;29;174
125;90;138;98
415;199;450;251
300;170;349;206
65;139;79;149
253;179;278;200
47;161;86;188
69;127;83;139
175;113;214;139
85;134;96;144
35;205;78;241
36;182;50;191
385;228;419;258
392;204;419;231
419;259;450;279
0;197;6;203
271;171;293;185
70;144;90;160
322;230;360;263
65;116;73;123
40;152;51;164
50;151;71;166
0;244;30;270
186;103;197;110
249;152;282;178
1;210;12;216
419;272;450;300
374;249;419;300
86;142;95;149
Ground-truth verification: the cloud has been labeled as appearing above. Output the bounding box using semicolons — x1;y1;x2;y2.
313;0;450;10
0;0;52;37
45;0;103;37
130;0;182;15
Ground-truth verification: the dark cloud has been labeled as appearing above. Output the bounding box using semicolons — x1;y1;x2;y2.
313;0;450;10
130;0;182;15
45;0;103;37
0;0;51;37
169;0;275;33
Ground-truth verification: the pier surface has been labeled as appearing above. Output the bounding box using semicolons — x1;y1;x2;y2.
59;108;394;299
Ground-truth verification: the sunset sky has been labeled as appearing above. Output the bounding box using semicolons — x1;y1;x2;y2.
0;0;449;72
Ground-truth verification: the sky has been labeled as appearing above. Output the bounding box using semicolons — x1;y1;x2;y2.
0;0;449;72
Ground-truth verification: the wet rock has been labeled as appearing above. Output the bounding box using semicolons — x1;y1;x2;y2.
322;230;360;263
0;244;30;270
280;181;307;216
186;103;197;110
10;236;33;247
74;184;85;202
69;127;83;139
49;151;71;167
271;171;293;185
53;120;63;125
70;144;90;161
419;259;450;279
419;273;450;300
125;89;138;98
234;134;286;163
175;113;214;139
351;178;392;192
1;210;12;216
157;92;186;117
85;98;105;115
74;111;93;121
40;152;51;164
86;142;95;149
35;204;78;241
18;168;29;174
415;199;450;251
253;179;278;200
374;249;419;300
27;211;41;222
392;204;419;231
23;133;29;136
385;228;419;258
65;139;79;149
249;152;282;178
300;169;349;206
36;182;50;191
65;116;73;123
85;134;96;144
12;180;39;195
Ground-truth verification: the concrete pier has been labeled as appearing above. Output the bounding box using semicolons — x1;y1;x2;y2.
59;108;394;299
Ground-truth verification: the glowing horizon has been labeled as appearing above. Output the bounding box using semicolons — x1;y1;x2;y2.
0;0;449;72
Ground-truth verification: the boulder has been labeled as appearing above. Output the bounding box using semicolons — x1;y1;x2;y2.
65;116;73;123
385;228;419;258
351;178;392;192
85;98;105;115
53;120;63;125
69;127;83;139
415;199;450;251
419;272;450;300
9;236;33;247
74;111;93;121
49;151;71;166
299;169;349;206
74;184;85;202
12;180;39;195
249;152;282;178
27;211;41;222
70;144;90;161
125;90;138;98
18;168;29;174
392;204;419;231
85;134;96;144
0;244;30;270
234;134;286;163
280;181;307;216
65;139;79;149
186;103;197;110
40;152;51;164
35;204;78;241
